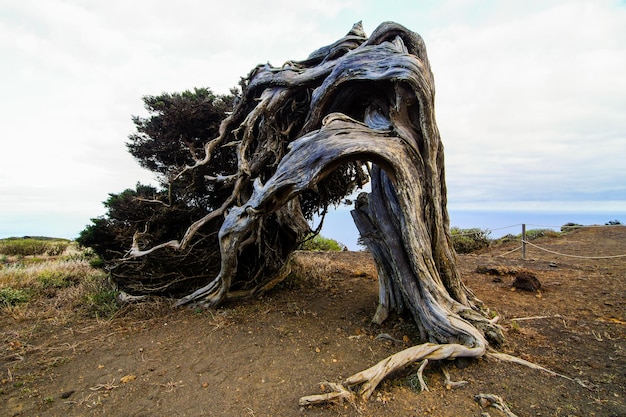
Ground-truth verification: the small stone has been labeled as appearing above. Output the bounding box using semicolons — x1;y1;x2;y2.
60;390;75;399
120;374;136;383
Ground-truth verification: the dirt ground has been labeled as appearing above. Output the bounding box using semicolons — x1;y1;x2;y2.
1;226;624;416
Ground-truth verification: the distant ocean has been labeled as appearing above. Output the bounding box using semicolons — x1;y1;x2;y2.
319;209;625;251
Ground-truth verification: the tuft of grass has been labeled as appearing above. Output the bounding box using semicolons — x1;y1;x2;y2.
84;286;119;319
277;252;338;291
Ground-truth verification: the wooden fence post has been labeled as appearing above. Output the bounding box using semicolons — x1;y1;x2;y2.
522;223;526;260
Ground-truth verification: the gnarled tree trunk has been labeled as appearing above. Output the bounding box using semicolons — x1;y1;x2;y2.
124;21;504;403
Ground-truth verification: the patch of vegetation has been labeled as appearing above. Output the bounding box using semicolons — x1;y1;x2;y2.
450;227;491;254
0;287;30;307
0;243;119;318
63;247;105;269
406;371;428;393
84;286;119;319
298;235;346;251
0;237;71;257
492;233;519;245
37;270;76;289
605;219;622;225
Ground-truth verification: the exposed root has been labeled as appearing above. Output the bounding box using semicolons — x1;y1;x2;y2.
300;340;593;407
89;379;118;391
374;332;404;345
414;359;429;392
299;341;484;406
475;393;518;417
299;382;356;407
486;351;593;389
442;364;468;389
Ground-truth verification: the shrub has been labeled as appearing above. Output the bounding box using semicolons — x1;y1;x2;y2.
450;227;491;253
45;241;70;256
561;222;582;232
298;235;346;251
493;233;519;244
523;229;557;241
605;219;622;225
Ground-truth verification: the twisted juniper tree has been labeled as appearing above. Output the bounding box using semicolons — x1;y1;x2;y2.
83;21;508;404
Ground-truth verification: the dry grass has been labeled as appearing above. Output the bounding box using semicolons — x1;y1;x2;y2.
0;259;99;289
287;251;336;287
0;252;117;322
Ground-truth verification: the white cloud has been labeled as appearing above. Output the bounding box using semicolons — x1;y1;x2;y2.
427;1;626;206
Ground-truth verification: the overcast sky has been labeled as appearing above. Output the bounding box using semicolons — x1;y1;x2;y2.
1;0;625;242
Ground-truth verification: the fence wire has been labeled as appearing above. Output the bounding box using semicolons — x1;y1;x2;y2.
452;224;626;259
521;239;626;259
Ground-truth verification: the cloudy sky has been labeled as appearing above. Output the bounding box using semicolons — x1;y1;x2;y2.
1;0;625;245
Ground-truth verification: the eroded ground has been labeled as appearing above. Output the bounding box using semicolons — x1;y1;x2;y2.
1;227;625;416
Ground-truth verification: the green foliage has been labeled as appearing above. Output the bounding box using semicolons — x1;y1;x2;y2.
450;227;491;254
89;257;105;269
298;235;345;251
128;87;238;180
84;287;119;319
79;87;239;267
605;219;622;225
77;183;198;262
0;238;70;257
0;287;30;307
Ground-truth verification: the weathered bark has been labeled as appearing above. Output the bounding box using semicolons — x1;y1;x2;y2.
122;21;506;402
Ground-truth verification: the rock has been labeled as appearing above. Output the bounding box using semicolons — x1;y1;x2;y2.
513;272;541;291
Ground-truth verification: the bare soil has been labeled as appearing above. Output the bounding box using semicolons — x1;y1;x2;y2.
1;227;625;416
